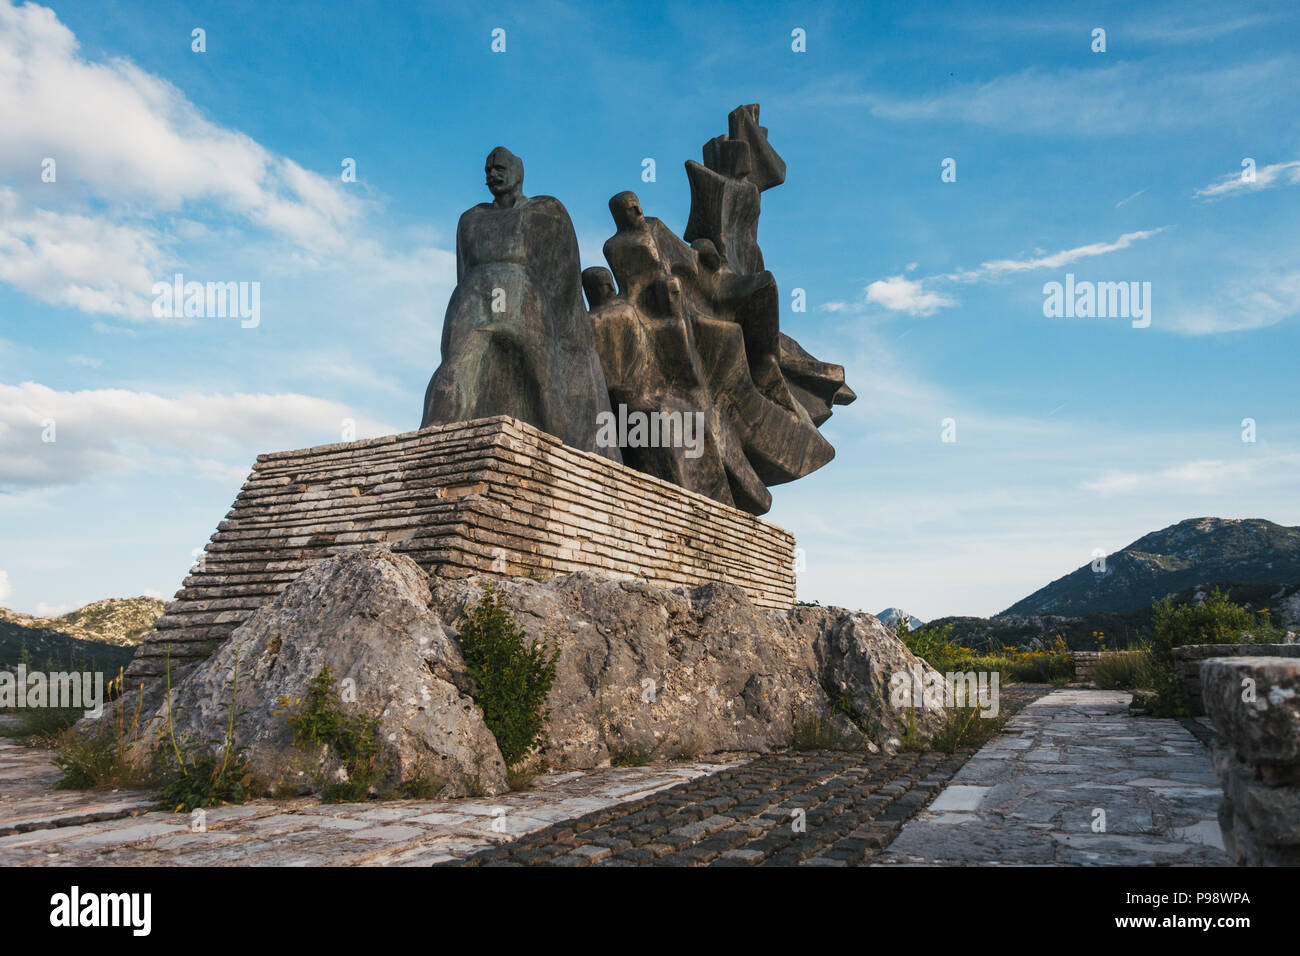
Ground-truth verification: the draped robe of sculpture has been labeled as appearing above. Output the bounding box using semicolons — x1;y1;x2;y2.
421;148;619;463
585;105;855;515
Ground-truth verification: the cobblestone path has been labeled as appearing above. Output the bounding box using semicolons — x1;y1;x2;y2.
443;684;1052;867
876;689;1231;866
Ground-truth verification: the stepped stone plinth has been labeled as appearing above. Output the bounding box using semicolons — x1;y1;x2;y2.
126;416;796;680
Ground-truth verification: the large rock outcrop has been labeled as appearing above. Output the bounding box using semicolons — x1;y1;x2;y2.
429;565;948;769
140;547;509;798
125;548;947;797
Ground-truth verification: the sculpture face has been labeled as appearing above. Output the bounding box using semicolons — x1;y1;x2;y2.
484;147;523;202
582;267;617;309
610;191;645;231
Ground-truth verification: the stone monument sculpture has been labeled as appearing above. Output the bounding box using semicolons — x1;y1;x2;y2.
420;107;854;514
420;146;620;462
584;105;855;514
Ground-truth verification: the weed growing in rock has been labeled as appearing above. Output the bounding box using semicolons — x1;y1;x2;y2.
930;704;1008;755
283;665;387;802
52;687;152;791
154;646;258;812
456;583;559;768
789;705;866;751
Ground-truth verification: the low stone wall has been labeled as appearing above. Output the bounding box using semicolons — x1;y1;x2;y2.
1201;657;1300;866
126;416;796;680
1072;651;1100;681
1173;644;1300;715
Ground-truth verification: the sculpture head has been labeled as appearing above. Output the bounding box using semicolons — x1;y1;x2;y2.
581;266;618;310
485;147;524;207
652;275;684;317
691;239;721;273
609;191;646;231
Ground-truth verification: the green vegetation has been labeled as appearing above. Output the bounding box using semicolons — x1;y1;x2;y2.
52;691;152;792
282;665;388;802
789;705;867;751
456;583;559;768
929;704;1008;755
1132;587;1283;716
153;647;258;812
1089;648;1158;691
895;622;1075;683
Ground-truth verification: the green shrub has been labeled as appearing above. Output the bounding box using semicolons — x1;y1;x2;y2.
53;704;153;792
283;665;388;802
1090;648;1157;690
1136;588;1281;716
930;704;1007;755
896;623;979;674
456;584;559;768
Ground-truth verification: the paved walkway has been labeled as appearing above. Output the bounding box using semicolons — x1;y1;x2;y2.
876;689;1230;866
0;687;1230;866
0;737;737;866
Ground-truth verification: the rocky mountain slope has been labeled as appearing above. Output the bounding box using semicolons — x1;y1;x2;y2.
0;596;165;671
999;518;1300;617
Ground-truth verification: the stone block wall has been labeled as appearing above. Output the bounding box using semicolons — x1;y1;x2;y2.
126;416;796;680
1173;643;1300;715
1201;657;1300;866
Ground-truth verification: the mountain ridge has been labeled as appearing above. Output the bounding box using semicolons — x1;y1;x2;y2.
998;517;1300;618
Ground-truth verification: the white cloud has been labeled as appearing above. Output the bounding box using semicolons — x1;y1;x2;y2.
0;187;169;318
798;58;1296;136
0;381;398;488
864;274;957;316
950;228;1167;281
0;1;362;249
842;229;1166;319
1163;271;1300;335
0;568;10;603
66;355;102;368
1194;160;1300;200
1082;455;1300;496
0;1;392;322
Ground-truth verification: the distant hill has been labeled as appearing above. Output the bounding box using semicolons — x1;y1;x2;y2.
999;518;1300;617
0;596;165;672
877;608;926;630
929;580;1300;652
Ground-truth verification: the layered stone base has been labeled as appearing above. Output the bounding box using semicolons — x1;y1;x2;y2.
127;416;796;679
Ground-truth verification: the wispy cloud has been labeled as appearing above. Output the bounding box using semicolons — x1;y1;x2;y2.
793;58;1296;136
1162;271;1300;335
824;229;1166;317
1082;454;1300;496
947;229;1168;281
1194;160;1300;200
0;381;398;488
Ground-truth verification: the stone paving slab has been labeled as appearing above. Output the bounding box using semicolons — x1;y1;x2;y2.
875;689;1232;866
443;684;1054;867
0;739;739;866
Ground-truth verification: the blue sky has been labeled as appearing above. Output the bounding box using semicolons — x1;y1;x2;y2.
1;0;1297;620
